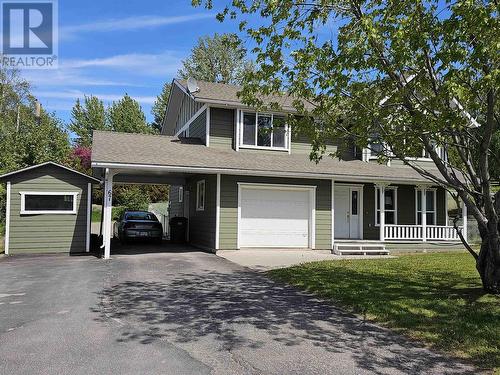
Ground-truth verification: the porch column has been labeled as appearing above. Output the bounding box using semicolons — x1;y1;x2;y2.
462;200;468;242
215;173;221;250
377;184;386;241
331;179;335;250
421;187;427;242
102;168;114;259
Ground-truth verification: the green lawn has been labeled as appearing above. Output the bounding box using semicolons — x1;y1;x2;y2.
269;252;499;373
92;209;101;223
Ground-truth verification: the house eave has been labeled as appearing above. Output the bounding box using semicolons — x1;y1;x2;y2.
91;161;433;185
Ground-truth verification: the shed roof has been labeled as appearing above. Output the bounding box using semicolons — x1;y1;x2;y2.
0;162;101;183
91;131;439;184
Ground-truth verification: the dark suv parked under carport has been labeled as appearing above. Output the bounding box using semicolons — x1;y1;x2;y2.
113;210;163;244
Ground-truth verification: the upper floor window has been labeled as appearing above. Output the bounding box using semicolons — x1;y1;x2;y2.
362;142;447;162
239;111;289;151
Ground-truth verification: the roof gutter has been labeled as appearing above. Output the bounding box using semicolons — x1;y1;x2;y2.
91;161;433;185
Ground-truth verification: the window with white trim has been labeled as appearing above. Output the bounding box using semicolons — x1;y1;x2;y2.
239;111;289;150
416;189;436;225
178;186;184;203
20;192;78;214
375;187;397;225
196;180;205;211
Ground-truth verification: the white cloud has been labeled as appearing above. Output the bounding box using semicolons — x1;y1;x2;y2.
22;51;183;94
24;69;146;88
60;14;213;39
34;89;156;105
61;51;182;76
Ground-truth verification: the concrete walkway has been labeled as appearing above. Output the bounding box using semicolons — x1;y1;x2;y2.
217;249;393;270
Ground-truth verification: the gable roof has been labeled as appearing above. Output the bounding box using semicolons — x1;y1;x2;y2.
0;161;101;183
162;79;315;135
176;79;313;111
91;131;438;184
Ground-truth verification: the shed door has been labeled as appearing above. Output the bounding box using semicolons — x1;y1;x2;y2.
239;186;311;248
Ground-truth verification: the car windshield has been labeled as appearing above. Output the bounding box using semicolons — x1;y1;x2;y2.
125;212;157;221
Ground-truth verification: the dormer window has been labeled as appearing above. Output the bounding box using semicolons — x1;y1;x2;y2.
238;110;290;151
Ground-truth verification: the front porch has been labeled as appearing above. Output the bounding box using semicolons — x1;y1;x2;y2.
332;182;467;244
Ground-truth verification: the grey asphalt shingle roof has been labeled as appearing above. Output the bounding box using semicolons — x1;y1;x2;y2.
91;131;435;183
176;79;315;112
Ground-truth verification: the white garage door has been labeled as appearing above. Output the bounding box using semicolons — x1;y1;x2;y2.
239;186;313;248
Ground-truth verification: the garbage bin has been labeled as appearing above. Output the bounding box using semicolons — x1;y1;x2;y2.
169;217;188;243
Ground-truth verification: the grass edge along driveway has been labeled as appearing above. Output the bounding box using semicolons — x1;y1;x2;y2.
269;252;499;374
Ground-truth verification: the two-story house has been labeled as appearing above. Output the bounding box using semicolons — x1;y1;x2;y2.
91;79;467;259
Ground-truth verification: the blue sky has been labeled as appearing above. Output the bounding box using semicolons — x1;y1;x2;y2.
24;0;243;123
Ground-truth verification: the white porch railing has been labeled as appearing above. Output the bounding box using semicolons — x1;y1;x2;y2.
384;224;462;241
426;225;461;241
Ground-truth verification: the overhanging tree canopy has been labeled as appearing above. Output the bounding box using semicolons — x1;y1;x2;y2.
194;0;500;293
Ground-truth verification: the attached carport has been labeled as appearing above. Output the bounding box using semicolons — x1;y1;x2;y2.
92;165;188;259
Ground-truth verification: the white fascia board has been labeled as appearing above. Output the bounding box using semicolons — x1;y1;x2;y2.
0;161;100;183
91;161;431;185
174;79;195;100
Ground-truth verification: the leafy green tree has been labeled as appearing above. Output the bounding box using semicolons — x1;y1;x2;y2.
178;33;253;84
0;67;71;227
69;95;107;146
151;82;171;133
107;94;152;134
195;1;500;293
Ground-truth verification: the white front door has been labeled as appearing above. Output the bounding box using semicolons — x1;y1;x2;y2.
239;186;313;248
334;185;362;239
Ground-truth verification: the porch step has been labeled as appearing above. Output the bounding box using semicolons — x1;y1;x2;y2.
332;243;390;256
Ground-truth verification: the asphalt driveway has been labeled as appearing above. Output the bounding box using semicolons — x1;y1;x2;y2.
0;249;477;375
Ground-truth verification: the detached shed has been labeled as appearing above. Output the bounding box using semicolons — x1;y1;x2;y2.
0;162;100;255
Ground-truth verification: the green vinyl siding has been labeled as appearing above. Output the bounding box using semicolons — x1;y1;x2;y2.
219;175;331;250
7;165;90;254
291;134;338;155
174;95;204;134
187;174;216;249
209;107;234;149
188;109;206;142
169;185;184;218
208;107;341;156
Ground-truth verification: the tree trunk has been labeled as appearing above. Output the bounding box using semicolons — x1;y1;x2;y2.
476;238;500;294
476;191;500;294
